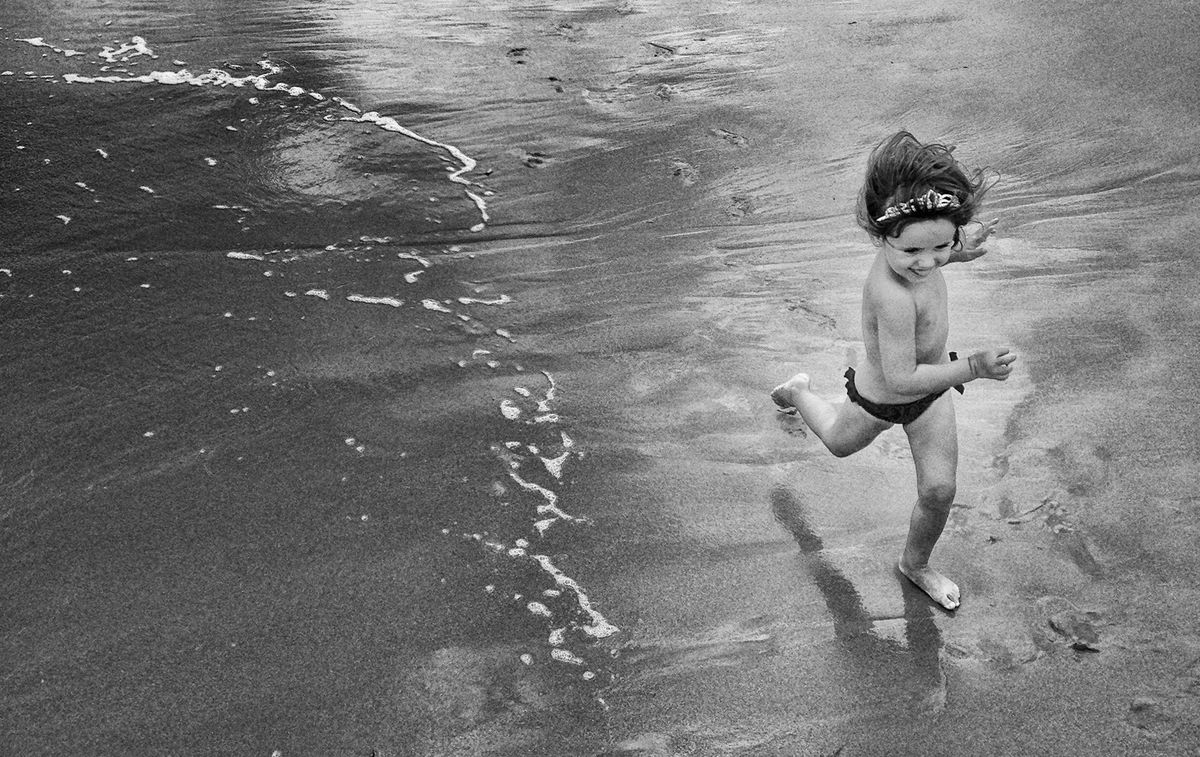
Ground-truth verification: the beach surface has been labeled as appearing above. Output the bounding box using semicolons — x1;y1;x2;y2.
3;0;1200;754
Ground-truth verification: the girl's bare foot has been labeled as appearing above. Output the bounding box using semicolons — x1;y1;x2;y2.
899;560;960;610
771;373;811;413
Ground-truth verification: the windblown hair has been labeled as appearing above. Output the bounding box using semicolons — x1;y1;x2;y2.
856;131;994;244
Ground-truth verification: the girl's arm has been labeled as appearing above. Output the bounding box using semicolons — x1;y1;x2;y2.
875;296;976;396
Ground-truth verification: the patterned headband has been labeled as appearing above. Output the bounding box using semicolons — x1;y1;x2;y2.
875;189;962;224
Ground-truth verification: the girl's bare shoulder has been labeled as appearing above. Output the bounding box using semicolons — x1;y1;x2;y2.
863;263;915;309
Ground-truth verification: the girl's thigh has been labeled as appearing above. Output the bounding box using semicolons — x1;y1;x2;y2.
903;393;959;487
828;399;893;456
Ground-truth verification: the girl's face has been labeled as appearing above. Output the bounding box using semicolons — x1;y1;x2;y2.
881;218;956;283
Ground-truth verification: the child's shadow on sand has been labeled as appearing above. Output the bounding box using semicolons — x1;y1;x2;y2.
770;485;946;715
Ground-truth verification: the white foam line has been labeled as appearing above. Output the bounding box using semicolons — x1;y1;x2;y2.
17;37;84;58
333;96;361;114
531;554;619;639
97;36;157;63
347;294;403;307
396;251;431;267
52;42;488;231
500;399;522;420
459;532;619;649
465;190;489;233
348;111;475;185
458;294;512;306
348;111;488;231
527;370;558;414
508;470;561;510
541;449;570;480
551;648;585;665
507;470;583;534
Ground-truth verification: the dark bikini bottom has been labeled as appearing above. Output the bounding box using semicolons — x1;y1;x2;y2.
844;353;965;426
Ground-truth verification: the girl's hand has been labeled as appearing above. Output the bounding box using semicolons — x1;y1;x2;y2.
954;218;999;263
968;348;1017;380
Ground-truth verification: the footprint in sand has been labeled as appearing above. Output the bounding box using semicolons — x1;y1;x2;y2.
774;410;807;437
726;195;754;219
711;127;748;147
522;151;551;168
1127;696;1178;741
1037;596;1102;652
646;40;676;57
550;21;584;41
670;160;698;186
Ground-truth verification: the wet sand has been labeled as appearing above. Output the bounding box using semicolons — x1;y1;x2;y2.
4;0;1200;754
436;1;1200;752
573;241;1200;755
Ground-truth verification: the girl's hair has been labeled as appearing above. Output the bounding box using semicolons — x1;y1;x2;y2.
856;131;994;244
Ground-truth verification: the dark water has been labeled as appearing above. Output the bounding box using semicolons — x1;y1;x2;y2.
4;0;1200;755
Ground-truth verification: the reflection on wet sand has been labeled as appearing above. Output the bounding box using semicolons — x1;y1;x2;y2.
771;485;946;716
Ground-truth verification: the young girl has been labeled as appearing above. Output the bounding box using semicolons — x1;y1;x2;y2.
771;131;1016;611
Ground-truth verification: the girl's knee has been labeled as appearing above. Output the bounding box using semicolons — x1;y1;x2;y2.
918;481;957;509
827;437;872;458
828;443;856;458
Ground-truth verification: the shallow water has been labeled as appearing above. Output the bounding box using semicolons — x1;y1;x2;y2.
4;0;1200;754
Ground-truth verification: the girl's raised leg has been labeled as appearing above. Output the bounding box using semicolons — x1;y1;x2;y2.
772;373;891;457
